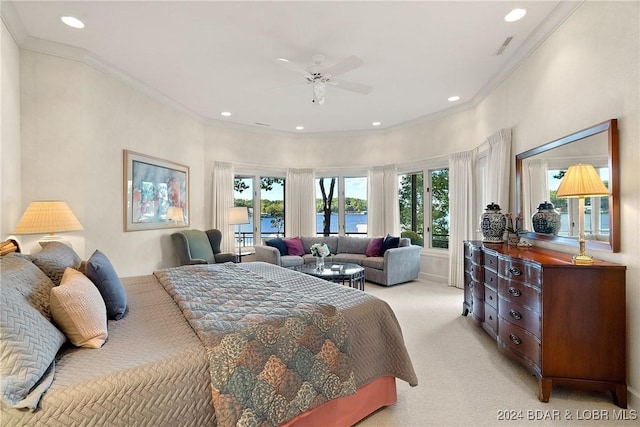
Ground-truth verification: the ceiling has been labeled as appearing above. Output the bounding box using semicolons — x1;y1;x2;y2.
2;1;580;134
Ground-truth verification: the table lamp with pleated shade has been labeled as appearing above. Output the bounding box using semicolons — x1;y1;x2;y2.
556;164;609;264
13;201;83;246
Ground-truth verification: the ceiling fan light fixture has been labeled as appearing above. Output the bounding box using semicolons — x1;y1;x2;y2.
312;80;326;105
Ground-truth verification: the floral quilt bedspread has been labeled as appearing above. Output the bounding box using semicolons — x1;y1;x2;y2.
154;263;356;427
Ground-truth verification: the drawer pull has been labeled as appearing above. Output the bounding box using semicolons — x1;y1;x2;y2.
509;309;522;320
509;266;522;276
508;287;521;297
488;295;494;301
509;333;522;345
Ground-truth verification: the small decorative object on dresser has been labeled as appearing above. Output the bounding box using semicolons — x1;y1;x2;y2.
531;201;561;235
505;213;523;246
480;202;506;243
462;241;627;407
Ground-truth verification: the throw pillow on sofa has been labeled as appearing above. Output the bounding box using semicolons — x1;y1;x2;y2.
366;237;384;257
85;250;128;320
265;238;288;256
284;237;305;256
381;234;401;254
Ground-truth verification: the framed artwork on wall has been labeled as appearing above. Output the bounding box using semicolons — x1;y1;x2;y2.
123;150;189;231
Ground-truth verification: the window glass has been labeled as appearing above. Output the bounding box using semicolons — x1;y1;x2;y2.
315;177;339;236
233;176;254;246
430;168;449;249
260;177;285;238
345;177;367;236
399;172;424;246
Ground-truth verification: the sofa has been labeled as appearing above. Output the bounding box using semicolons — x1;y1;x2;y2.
254;235;421;286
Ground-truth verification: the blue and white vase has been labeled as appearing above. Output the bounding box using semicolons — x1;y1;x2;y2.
480;202;506;243
532;201;561;235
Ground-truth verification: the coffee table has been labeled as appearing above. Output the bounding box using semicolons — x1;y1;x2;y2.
291;262;365;291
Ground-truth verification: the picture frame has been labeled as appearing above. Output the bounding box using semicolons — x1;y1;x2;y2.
123;150;189;231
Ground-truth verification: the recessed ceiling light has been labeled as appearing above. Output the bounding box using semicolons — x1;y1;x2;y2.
60;16;85;29
505;8;526;22
372;121;382;126
295;126;305;130
448;96;460;102
221;111;232;117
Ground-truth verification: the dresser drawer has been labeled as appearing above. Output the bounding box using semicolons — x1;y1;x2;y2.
484;285;498;310
499;319;540;365
498;298;541;338
464;243;482;263
484;252;498;272
484;268;498;288
499;258;541;286
485;304;498;332
498;278;541;313
471;264;484;282
464;256;472;273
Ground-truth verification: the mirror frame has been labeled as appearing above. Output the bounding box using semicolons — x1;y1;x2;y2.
515;119;620;252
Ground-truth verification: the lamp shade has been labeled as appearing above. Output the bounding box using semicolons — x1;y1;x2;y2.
229;207;249;225
556;164;609;198
13;201;84;234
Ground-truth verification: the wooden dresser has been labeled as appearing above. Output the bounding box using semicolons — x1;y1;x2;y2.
463;240;627;407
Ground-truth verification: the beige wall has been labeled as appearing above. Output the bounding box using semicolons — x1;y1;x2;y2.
2;1;638;409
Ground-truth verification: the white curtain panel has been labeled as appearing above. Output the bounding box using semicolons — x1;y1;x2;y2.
485;129;512;211
522;159;550;231
211;161;236;253
285;169;315;237
448;150;476;289
367;167;384;237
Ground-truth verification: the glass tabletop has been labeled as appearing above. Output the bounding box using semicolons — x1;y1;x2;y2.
291;262;363;278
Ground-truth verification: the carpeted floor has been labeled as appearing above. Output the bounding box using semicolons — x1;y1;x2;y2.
356;278;635;427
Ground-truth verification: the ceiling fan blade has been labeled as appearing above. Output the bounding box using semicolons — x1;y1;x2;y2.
323;55;363;77
329;78;372;95
273;58;312;80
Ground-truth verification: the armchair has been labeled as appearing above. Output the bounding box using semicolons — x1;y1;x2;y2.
171;229;235;266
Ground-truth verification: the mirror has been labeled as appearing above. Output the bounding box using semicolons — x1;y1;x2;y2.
516;119;619;252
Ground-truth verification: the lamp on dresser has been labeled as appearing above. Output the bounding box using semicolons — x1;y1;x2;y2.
555;163;609;265
13;200;84;248
228;206;250;259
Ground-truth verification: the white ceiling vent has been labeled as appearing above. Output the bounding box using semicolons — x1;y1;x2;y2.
495;36;514;56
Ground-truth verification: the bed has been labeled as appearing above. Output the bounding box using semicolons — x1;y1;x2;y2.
1;245;417;426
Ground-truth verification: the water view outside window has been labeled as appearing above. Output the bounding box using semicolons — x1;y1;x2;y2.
399;172;424;246
345;177;367;235
316;177;338;236
234;176;285;245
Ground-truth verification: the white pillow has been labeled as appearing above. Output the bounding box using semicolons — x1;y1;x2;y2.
50;268;108;348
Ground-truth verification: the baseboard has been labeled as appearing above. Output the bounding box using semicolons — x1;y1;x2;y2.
628;385;639;410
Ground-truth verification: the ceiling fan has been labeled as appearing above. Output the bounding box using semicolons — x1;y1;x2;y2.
274;54;372;105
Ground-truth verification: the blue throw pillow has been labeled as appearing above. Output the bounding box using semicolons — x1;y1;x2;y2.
381;234;400;254
265;238;288;256
85;250;128;320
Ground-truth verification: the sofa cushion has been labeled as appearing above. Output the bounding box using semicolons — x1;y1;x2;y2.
332;253;368;265
50;268;108;348
279;255;305;268
381;234;401;254
0;254;67;409
301;236;338;255
362;256;385;270
283;237;305;256
337;236;370;255
365;237;384;257
85;250;128;320
29;242;82;286
265;237;288;256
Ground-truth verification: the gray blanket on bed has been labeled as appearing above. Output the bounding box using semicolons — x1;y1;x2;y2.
154;263;357;427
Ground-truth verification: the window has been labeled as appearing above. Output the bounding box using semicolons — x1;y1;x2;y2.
316;177;338;236
429;168;449;249
233;176;254;246
344;177;367;236
399;172;424;246
234;175;285;246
